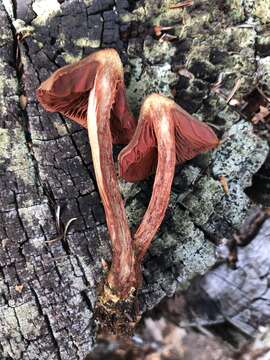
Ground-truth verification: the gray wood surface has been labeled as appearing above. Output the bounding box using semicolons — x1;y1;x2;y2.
0;0;269;359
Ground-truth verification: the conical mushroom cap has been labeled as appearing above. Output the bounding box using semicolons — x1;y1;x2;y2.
119;94;219;182
36;48;136;144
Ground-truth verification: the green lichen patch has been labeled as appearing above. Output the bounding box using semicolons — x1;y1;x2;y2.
126;197;147;229
215;181;254;228
254;0;270;24
127;59;177;114
212;121;269;185
118;179;142;200
223;0;246;24
181;177;224;225
143;36;176;64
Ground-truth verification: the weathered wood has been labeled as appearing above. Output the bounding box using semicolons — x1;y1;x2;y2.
0;0;269;359
161;217;270;341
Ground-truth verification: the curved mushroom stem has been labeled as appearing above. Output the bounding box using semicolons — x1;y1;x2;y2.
133;97;176;262
119;93;218;269
87;65;137;301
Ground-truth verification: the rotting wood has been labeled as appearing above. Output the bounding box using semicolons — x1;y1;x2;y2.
0;0;269;359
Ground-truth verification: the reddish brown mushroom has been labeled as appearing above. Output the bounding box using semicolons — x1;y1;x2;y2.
36;48;136;144
36;49;139;307
118;94;219;261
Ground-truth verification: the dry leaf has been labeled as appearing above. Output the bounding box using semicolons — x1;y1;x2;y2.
170;0;194;9
226;79;242;103
2;239;8;249
101;258;109;272
229;98;240;106
219;176;229;194
153;25;175;37
159;33;178;42
251;105;270;124
178;68;194;79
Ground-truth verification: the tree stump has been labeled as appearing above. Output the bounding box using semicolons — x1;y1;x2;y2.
0;0;269;359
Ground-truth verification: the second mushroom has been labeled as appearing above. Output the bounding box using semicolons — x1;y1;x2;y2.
119;94;219;264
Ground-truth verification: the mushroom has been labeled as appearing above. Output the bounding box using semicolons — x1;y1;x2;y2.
36;49;138;304
36;48;136;144
118;94;219;262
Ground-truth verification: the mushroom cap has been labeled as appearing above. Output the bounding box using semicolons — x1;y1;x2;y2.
36;48;135;144
118;94;219;182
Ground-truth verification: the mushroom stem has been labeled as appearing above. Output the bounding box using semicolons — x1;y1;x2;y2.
133;98;176;262
119;93;218;269
87;66;137;300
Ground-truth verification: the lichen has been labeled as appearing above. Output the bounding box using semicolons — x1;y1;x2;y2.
32;0;61;26
258;57;270;95
127;60;177;114
19;203;52;237
224;0;245;23
253;0;270;24
143;36;176;64
0;128;35;186
73;37;100;48
15;302;43;339
0;63;18;103
212;121;269;186
181;177;224;225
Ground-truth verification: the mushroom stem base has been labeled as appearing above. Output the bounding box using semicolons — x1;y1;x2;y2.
95;285;140;336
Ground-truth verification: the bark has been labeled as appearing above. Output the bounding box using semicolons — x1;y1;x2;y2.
0;0;269;359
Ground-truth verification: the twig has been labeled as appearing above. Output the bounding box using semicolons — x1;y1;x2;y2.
170;0;194;9
226;79;242;104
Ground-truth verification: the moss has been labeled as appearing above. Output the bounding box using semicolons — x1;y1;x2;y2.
229;28;256;49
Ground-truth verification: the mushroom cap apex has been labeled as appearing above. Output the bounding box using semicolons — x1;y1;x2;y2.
143;93;174;109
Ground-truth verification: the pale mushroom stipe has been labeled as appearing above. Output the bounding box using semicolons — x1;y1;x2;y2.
37;48;219;334
119;94;219;263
